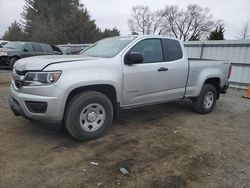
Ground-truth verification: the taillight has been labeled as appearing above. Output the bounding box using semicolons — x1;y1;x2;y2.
228;64;232;79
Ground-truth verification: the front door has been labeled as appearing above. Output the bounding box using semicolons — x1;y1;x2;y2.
122;38;170;106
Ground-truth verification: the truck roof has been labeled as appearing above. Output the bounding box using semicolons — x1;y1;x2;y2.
116;35;183;42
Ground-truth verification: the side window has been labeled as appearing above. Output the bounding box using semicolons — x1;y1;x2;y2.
129;39;163;63
42;44;53;53
32;44;44;52
165;39;183;61
24;44;33;52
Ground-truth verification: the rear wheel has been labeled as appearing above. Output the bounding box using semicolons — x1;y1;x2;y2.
9;57;18;69
193;84;217;114
65;91;113;141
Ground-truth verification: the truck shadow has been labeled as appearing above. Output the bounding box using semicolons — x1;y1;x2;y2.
117;99;194;125
22;99;194;144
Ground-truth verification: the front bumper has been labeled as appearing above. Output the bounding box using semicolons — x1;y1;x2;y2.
9;97;28;118
9;83;65;124
0;56;9;67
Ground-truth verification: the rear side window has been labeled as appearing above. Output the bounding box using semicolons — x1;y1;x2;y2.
24;43;33;52
164;39;183;61
32;44;44;52
129;39;163;63
42;44;53;53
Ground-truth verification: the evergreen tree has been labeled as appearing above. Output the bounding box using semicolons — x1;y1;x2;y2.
101;28;120;38
189;35;200;41
22;0;100;44
3;0;120;44
131;31;139;35
2;21;27;41
207;26;225;40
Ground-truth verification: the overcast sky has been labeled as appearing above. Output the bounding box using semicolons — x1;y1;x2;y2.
0;0;249;39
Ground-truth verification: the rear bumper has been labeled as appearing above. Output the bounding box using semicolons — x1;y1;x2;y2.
220;83;229;94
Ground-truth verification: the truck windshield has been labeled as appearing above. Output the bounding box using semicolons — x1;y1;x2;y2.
81;36;137;58
3;42;24;50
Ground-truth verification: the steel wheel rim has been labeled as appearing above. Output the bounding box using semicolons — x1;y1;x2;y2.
79;103;106;132
204;91;214;109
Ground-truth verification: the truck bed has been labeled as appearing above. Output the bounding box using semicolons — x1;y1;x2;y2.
185;58;230;97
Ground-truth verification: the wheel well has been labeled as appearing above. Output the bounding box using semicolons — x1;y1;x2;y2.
10;55;20;60
9;56;20;65
64;84;118;118
204;78;221;99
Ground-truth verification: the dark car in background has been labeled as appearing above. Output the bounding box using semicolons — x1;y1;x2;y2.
0;40;8;48
0;41;61;69
57;44;91;55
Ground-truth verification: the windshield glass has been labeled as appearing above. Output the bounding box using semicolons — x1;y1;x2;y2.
81;36;137;58
3;42;24;50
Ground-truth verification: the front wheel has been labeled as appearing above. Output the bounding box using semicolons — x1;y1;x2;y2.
9;57;18;69
65;91;113;141
193;84;217;114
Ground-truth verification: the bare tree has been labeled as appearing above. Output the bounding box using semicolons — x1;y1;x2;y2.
128;6;164;35
161;4;223;41
128;4;223;41
128;6;151;34
150;10;165;35
236;20;250;39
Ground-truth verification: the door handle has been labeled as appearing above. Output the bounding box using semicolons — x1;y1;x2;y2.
158;67;168;72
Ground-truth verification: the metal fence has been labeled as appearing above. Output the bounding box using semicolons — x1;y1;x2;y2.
184;40;250;89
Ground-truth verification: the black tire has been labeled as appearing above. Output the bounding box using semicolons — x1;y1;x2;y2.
65;91;113;141
193;84;217;114
9;57;18;69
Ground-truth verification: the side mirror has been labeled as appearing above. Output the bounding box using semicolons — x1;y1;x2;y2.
23;48;29;52
125;52;144;65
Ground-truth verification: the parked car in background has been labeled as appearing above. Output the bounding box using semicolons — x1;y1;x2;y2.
9;35;231;141
0;41;59;69
57;44;91;55
0;40;8;48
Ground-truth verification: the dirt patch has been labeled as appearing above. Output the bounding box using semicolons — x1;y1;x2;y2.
0;73;250;188
0;70;11;85
151;176;187;188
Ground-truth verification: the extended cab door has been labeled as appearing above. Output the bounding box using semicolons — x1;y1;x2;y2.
122;38;171;106
160;39;188;100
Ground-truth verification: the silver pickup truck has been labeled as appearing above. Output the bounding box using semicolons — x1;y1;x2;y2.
9;36;231;140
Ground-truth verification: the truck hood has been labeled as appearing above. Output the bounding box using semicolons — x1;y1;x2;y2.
14;55;100;71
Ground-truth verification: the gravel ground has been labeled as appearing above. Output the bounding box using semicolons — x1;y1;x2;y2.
0;70;250;188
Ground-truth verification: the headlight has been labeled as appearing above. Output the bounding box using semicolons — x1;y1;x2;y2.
23;71;62;86
0;52;8;56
